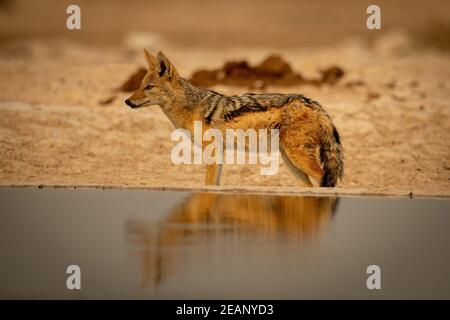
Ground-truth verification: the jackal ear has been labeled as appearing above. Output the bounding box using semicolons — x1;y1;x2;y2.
156;51;180;82
143;49;157;71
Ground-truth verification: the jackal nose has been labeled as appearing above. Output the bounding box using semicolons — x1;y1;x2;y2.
125;99;135;108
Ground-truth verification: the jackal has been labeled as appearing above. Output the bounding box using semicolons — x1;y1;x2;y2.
125;50;344;187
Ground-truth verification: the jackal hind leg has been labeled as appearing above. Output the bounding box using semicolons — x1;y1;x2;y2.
281;144;323;187
280;147;313;187
279;102;325;187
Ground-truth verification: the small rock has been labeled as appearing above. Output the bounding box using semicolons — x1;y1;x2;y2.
120;67;147;92
98;95;117;105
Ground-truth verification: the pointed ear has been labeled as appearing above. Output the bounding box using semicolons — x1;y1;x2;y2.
143;48;157;71
156;51;180;81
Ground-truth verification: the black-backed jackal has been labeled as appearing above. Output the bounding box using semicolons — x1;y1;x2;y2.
125;50;344;187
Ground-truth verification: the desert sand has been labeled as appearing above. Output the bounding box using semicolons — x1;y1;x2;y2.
0;0;449;197
0;30;449;197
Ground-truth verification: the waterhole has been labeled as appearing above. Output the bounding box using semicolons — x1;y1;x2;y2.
0;188;448;299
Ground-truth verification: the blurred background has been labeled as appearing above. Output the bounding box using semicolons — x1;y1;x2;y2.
0;0;449;49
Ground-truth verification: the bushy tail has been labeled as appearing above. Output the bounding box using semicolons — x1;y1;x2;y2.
319;125;344;187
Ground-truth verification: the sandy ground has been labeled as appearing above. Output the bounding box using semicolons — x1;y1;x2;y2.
0;31;449;197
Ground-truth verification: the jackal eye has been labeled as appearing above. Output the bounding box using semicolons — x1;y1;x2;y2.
145;85;153;90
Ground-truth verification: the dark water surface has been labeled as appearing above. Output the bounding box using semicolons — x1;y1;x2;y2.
0;188;449;299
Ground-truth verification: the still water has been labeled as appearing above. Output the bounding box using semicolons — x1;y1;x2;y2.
0;187;449;299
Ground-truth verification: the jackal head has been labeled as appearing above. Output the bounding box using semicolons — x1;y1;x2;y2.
125;50;182;109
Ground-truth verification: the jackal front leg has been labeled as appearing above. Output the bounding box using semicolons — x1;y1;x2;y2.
205;163;223;186
202;137;223;185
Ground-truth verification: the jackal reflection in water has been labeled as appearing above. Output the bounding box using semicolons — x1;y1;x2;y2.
126;193;339;288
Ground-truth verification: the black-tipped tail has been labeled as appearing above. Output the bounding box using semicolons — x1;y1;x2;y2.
320;126;344;187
